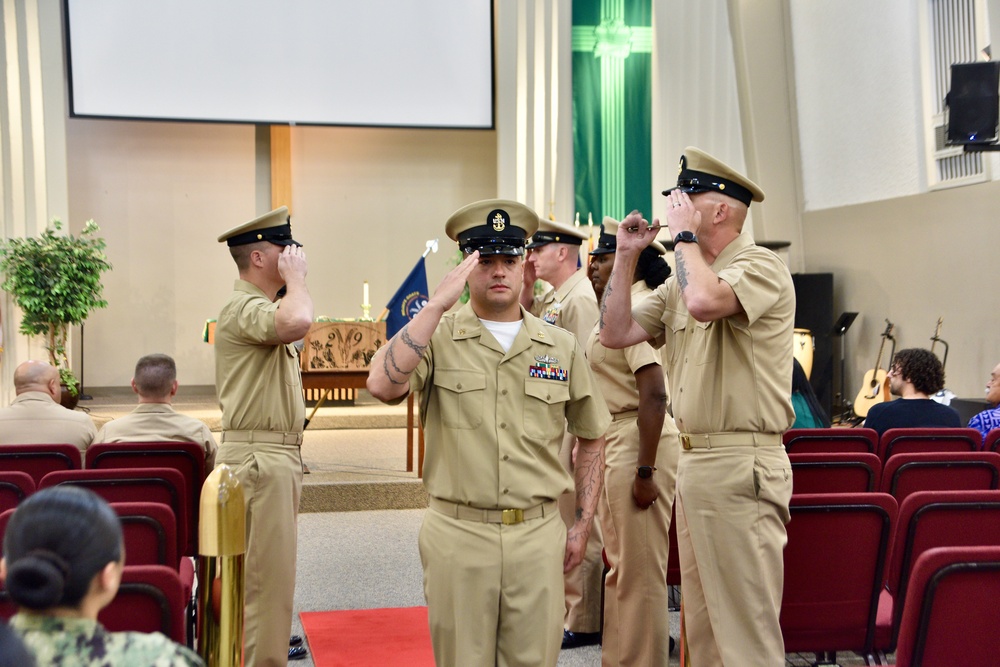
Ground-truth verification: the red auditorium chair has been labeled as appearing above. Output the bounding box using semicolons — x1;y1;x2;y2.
878;427;982;463
110;501;181;568
985;427;1000;453
873;489;1000;657
98;564;188;645
780;493;897;662
86;442;206;555
789;452;882;493
38;467;189;563
890;546;1000;667
0;508;14;548
0;444;81;486
0;471;34;512
783;428;878;454
879;451;1000;506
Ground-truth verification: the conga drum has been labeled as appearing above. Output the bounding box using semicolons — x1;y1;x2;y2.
793;328;814;379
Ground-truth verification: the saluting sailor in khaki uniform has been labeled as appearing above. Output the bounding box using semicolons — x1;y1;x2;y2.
601;148;795;667
215;207;313;667
519;219;605;648
586;219;679;666
368;200;611;667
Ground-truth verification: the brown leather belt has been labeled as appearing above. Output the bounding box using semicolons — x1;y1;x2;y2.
680;432;782;450
222;430;303;446
429;497;557;526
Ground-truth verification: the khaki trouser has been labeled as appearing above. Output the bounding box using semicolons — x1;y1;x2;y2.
420;501;565;667
216;436;303;667
676;435;791;666
598;416;679;666
559;430;604;633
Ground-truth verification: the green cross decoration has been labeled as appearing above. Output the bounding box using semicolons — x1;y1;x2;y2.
572;0;652;222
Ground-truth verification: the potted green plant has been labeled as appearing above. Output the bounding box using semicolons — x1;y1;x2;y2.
0;219;112;403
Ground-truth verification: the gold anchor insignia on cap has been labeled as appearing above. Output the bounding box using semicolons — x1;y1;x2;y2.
677;155;685;174
492;212;506;232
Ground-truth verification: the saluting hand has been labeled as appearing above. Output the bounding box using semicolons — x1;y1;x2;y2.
615;210;657;256
278;244;308;283
664;190;702;239
428;251;479;313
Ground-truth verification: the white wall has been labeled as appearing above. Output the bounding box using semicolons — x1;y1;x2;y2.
66;120;496;387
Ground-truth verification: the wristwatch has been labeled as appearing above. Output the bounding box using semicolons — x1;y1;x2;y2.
674;231;698;245
636;465;656;479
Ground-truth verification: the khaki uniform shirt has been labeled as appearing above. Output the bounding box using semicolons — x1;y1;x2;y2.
531;269;600;342
11;613;203;667
406;304;611;508
632;234;795;434
587;282;671;414
215;280;304;433
95;403;218;470
0;391;97;452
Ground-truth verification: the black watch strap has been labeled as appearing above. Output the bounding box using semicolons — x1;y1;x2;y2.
636;465;656;479
674;231;698;245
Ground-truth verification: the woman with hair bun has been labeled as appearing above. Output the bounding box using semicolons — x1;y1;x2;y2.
586;219;680;664
1;486;202;666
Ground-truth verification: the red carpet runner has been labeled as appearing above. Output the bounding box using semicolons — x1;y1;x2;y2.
300;606;435;666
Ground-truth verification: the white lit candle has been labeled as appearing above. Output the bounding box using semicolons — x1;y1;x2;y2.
363;281;369;305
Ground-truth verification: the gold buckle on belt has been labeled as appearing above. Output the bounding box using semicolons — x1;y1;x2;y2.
681;434;692;450
501;508;524;525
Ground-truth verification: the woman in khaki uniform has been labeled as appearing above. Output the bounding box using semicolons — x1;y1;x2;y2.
586;220;679;666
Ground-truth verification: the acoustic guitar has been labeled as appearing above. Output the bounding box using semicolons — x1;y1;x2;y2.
853;319;895;418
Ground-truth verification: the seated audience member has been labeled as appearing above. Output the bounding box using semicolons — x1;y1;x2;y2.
1;486;202;666
863;348;961;436
95;353;217;471
969;361;1000;439
0;361;96;453
791;358;831;428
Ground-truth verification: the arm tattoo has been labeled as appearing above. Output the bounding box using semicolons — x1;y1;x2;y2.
675;249;689;292
400;328;427;357
598;272;615;331
382;340;408;385
380;324;426;386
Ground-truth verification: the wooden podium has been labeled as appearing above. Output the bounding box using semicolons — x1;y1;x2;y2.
300;321;424;476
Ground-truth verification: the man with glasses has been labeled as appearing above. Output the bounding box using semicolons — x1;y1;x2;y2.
864;348;961;437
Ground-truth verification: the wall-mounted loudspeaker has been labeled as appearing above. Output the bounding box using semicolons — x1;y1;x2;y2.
947;61;1000;145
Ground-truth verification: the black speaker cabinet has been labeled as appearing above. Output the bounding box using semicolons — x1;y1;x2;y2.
791;273;834;420
947;61;1000;145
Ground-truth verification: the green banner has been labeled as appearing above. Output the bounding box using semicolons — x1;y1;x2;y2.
572;0;652;222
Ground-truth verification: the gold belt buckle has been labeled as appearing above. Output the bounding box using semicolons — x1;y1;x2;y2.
681;434;692;450
501;508;524;525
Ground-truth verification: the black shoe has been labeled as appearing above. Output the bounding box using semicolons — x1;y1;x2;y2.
669;636;675;654
288;645;308;660
289;635;303;647
561;629;601;649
